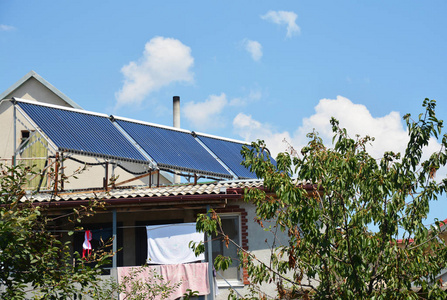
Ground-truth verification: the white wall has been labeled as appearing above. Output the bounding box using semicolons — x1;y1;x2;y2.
214;200;289;299
2;77;72;107
0;100;29;162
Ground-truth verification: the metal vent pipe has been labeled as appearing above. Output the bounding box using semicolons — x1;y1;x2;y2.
173;96;180;129
173;96;181;184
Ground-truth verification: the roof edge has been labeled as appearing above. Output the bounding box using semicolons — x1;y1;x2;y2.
1;71;83;109
13;98;107;117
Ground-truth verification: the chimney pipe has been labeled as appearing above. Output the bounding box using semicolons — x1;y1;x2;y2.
173;96;181;184
173;96;180;129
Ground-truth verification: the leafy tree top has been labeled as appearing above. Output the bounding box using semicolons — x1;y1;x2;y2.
197;99;447;299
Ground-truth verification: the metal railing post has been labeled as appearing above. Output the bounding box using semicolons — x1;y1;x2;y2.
207;205;215;300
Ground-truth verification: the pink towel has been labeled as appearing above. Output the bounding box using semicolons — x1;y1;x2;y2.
159;263;210;299
117;263;209;300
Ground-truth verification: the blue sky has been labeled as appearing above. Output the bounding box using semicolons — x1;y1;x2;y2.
1;1;447;222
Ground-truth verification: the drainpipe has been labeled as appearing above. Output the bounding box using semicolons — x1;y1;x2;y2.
173;96;181;184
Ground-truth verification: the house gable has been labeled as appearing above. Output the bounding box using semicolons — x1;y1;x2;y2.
0;70;82;109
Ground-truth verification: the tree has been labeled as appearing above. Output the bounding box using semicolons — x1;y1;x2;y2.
196;99;447;299
88;265;181;300
0;164;112;299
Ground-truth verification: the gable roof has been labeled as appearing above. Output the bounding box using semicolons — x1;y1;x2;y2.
0;70;83;109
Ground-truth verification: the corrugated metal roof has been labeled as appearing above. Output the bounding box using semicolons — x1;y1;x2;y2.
27;180;265;203
16;100;148;162
114;118;232;178
196;135;256;179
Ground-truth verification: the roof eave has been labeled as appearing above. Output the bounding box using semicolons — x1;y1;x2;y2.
31;193;242;210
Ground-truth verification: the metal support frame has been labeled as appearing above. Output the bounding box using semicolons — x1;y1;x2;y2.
104;161;109;191
13;102;58;152
110;119;157;169
193;136;238;180
112;209;117;278
113;169;157;188
206;204;215;300
13;104;16;166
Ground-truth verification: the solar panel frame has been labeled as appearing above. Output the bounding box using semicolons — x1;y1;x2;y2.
195;134;257;179
113;117;233;178
13;99;269;180
15;100;148;163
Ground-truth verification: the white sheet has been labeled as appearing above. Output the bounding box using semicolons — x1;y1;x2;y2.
146;222;205;264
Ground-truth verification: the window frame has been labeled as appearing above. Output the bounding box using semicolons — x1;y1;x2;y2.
213;213;244;287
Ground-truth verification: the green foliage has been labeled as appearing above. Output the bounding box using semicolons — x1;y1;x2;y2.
197;99;447;299
89;265;180;300
0;164;112;299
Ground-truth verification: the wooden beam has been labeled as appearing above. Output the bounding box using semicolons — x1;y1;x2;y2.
29;157;57;183
114;170;158;187
60;152;64;191
53;152;59;196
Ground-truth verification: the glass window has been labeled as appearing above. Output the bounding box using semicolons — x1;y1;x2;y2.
212;214;241;283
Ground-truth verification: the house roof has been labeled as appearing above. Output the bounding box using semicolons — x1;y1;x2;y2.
13;98;260;179
27;179;265;204
0;70;83;109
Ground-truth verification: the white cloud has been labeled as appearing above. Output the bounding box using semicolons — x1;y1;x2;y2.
261;10;300;38
115;36;194;106
184;89;263;129
233;96;443;164
0;24;16;31
229;89;262;106
233;113;293;157
183;93;228;129
297;96;408;158
243;39;263;61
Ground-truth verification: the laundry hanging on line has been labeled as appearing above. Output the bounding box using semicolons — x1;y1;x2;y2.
146;222;205;264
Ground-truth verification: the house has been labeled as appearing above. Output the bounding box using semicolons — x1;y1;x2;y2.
0;72;283;299
0;71;173;190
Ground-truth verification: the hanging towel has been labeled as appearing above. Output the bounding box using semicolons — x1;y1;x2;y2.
117;264;209;300
117;265;162;300
146;223;205;264
82;230;92;258
159;263;210;299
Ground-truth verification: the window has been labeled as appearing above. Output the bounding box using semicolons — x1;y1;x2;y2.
20;130;31;147
212;214;242;285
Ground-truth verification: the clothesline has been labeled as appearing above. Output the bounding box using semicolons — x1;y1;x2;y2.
49;223;193;233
